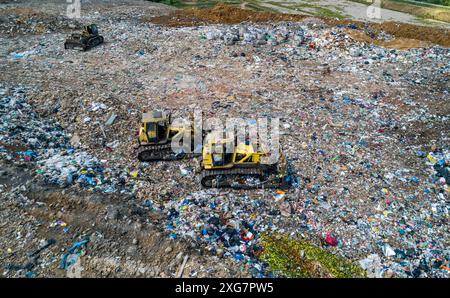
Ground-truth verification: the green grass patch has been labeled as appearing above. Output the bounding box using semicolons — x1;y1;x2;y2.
246;2;279;13
147;0;243;9
315;7;347;19
392;0;450;8
260;233;366;278
148;0;188;8
348;0;450;22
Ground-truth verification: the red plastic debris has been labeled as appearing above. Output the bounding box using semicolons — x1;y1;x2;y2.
325;232;338;246
241;231;254;241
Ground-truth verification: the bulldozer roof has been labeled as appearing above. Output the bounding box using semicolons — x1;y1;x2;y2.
142;111;167;122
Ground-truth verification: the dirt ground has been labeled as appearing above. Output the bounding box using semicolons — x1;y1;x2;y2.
0;159;248;277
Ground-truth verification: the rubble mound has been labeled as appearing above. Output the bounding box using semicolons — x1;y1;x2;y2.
0;7;82;36
147;3;309;27
148;4;450;48
371;21;450;48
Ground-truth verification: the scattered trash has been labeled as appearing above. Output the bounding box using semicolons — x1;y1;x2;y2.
5;238;56;275
60;239;89;270
11;49;36;59
1;2;449;278
175;255;189;278
105;113;117;126
383;244;396;257
325;232;338;247
273;190;285;202
130;169;139;178
50;219;67;227
0;87;136;193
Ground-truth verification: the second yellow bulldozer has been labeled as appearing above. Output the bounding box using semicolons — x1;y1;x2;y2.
200;137;288;189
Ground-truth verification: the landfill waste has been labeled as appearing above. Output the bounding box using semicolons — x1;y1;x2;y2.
325;232;338;247
149;189;272;276
203;24;309;47
0;7;82;36
60;239;89;270
105;113;117;126
1;0;449;278
5;239;56;276
0;86;136;194
148;3;450;47
383;243;396;257
358;254;383;278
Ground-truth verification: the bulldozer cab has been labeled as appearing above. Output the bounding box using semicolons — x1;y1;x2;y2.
85;24;98;36
204;138;261;169
139;111;171;144
211;140;234;167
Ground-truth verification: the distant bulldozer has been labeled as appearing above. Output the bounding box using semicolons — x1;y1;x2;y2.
64;24;104;51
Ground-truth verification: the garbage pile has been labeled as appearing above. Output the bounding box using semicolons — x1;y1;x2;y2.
203;23;371;49
0;86;135;194
0;8;81;36
202;24;307;46
145;189;280;277
201;23;450;78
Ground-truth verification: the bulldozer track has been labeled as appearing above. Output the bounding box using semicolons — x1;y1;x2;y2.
64;35;104;51
137;144;198;161
87;35;104;49
200;167;281;189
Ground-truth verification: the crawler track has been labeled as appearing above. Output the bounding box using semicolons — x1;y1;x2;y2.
137;144;197;161
200;167;282;189
64;35;104;51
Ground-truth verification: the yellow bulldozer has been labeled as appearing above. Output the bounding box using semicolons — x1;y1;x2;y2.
137;110;196;161
200;137;288;189
64;24;104;51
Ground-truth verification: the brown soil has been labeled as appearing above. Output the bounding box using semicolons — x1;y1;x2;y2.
372;21;450;48
147;4;450;48
0;160;250;278
146;3;309;26
381;1;450;23
347;30;433;49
